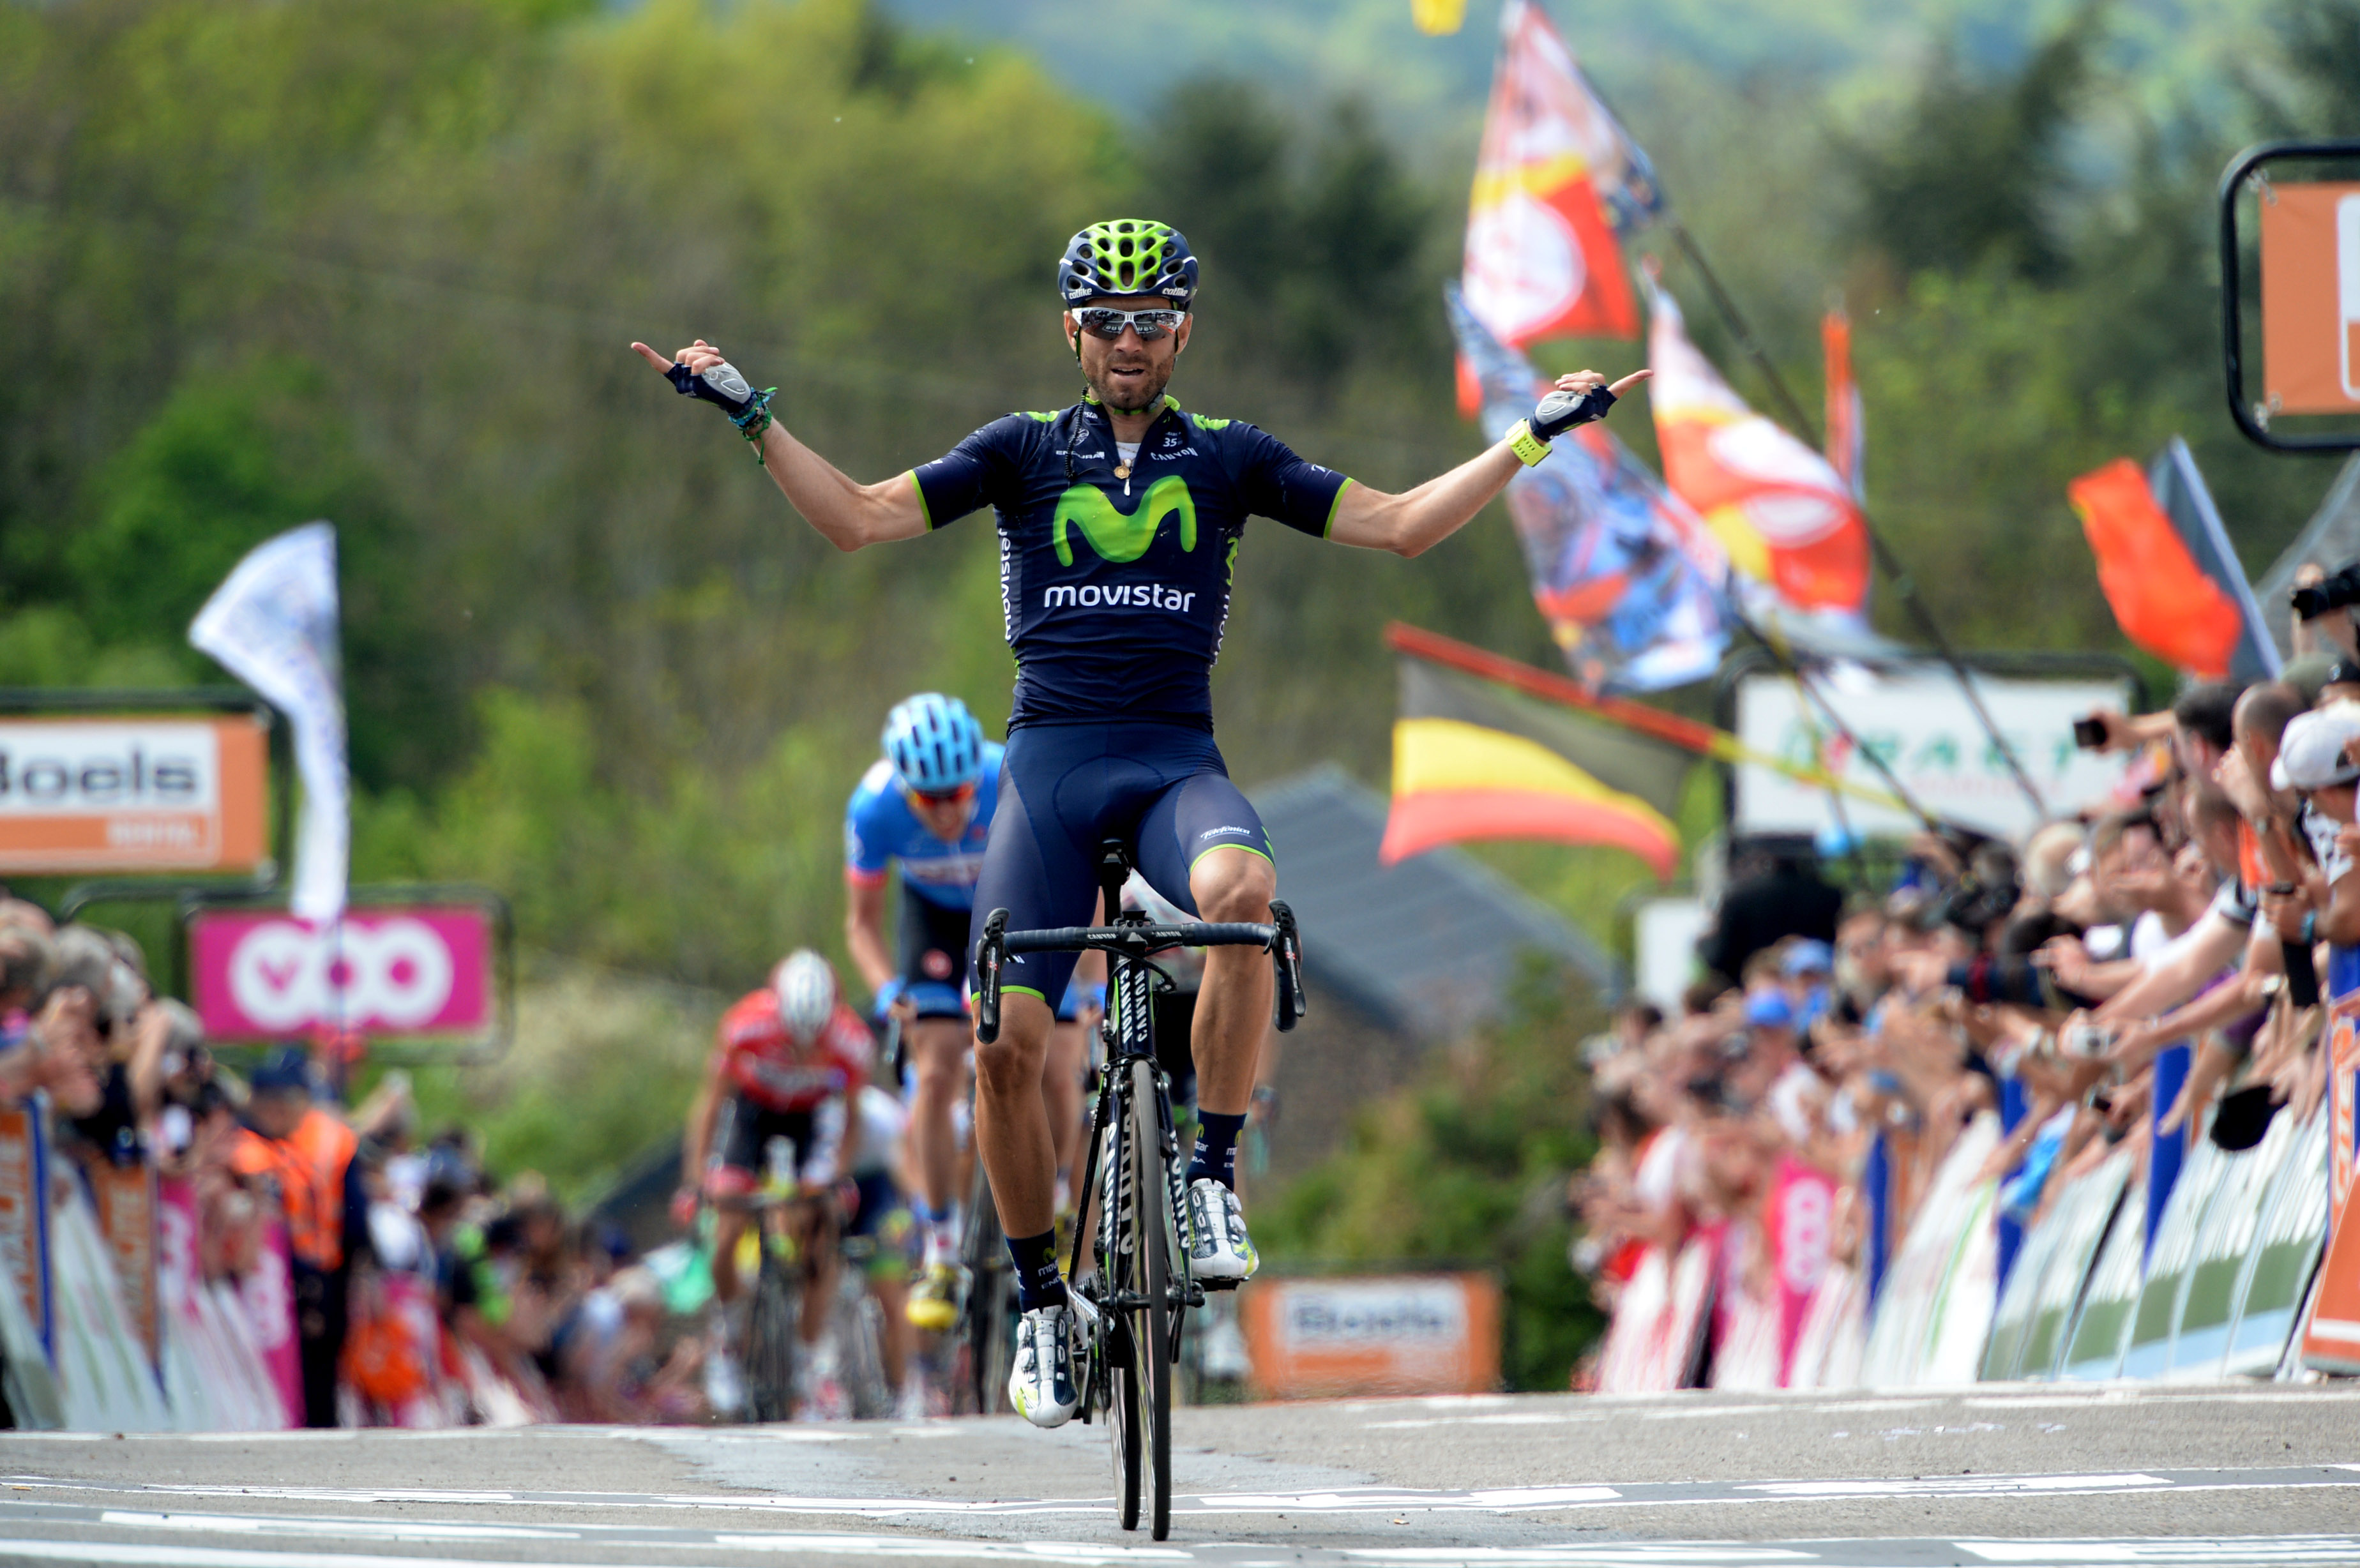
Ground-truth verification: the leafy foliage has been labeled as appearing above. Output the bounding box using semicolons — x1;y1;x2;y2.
1257;976;1606;1392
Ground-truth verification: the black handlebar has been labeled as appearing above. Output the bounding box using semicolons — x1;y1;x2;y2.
1006;921;1275;954
972;903;1308;1044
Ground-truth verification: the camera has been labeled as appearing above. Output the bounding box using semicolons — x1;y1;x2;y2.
2071;716;2108;751
2289;561;2360;621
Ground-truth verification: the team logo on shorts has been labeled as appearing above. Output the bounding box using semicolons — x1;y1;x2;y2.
923;948;955;980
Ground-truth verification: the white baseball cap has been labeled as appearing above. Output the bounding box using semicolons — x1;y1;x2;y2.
2270;704;2360;792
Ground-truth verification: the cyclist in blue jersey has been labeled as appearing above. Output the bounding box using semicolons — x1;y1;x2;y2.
845;695;1094;1333
635;217;1646;1428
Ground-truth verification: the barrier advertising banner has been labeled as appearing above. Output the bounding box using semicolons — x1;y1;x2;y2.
1734;669;2131;840
0;1098;52;1361
1241;1273;1500;1398
189;905;493;1041
0;716;269;874
91;1162;160;1373
2303;981;2360;1370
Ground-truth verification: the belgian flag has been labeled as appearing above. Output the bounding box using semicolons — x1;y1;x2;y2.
1382;654;1690;878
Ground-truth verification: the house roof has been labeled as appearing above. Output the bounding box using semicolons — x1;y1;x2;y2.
1250;765;1615;1040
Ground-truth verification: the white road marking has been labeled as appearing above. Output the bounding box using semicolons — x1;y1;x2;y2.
1188;1487;1620;1512
711;1535;1190;1561
1741;1474;2170;1500
0;1548;646;1568
1958;1540;2360;1562
96;1509;581;1541
1338;1552;1814;1564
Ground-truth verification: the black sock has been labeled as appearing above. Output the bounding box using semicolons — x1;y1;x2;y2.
1006;1228;1067;1311
1187;1111;1248;1189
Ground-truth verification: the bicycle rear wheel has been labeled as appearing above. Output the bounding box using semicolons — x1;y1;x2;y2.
1124;1057;1174;1540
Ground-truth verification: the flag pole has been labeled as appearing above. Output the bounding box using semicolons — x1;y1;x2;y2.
1384;621;1940;824
1656;220;2049;822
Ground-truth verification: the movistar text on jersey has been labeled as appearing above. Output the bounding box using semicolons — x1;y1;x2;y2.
1040;583;1199;612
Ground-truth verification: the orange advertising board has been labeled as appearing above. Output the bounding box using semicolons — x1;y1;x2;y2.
2260;181;2360;415
2302;988;2360;1371
1241;1272;1501;1399
0;716;269;873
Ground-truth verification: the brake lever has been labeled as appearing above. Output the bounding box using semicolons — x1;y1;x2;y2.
974;908;1010;1044
1269;900;1306;1032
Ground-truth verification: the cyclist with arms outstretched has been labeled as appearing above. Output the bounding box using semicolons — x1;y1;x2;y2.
635;219;1646;1428
844;693;1092;1331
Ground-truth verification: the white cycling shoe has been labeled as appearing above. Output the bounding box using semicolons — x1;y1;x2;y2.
1187;1178;1260;1283
1007;1301;1080;1429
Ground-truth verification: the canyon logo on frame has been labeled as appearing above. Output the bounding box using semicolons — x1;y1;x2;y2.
189;906;493;1041
0;715;269;873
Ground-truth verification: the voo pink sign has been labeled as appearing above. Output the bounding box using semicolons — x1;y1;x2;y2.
190;907;492;1040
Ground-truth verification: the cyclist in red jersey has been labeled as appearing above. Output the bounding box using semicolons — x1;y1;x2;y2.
679;950;874;1308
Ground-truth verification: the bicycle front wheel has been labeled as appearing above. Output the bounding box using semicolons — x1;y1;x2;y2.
744;1252;799;1424
1124;1056;1174;1541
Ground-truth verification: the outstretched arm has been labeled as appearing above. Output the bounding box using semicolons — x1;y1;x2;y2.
1328;368;1651;557
632;339;927;552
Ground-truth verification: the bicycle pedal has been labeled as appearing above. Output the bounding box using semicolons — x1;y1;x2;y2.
1197;1276;1241;1293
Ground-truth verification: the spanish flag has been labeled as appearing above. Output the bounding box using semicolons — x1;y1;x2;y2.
1382;654;1689;878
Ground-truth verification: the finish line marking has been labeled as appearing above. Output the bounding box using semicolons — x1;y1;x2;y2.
4;1464;2356;1519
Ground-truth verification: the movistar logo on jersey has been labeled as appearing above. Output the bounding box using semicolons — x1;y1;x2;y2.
1052;476;1196;566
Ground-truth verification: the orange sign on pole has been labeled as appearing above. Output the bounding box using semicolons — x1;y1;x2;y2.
1241;1273;1501;1399
2260;181;2360;416
0;716;269;874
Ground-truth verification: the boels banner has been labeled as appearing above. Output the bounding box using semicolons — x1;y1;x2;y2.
1241;1272;1501;1399
189;905;494;1042
0;716;269;874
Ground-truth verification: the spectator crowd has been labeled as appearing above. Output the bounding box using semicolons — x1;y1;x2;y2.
1570;589;2360;1389
0;898;890;1429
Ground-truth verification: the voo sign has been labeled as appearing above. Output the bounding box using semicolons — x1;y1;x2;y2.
190;907;492;1041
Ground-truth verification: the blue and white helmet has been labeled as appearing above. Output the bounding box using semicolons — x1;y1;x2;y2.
882;693;985;795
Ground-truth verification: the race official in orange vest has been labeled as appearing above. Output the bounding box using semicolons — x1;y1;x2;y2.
232;1046;370;1428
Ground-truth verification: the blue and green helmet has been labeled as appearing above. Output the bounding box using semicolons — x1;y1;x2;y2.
1057;220;1198;310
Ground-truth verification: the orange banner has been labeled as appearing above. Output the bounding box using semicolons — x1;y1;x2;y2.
2260;181;2360;416
0;715;268;873
1241;1272;1501;1399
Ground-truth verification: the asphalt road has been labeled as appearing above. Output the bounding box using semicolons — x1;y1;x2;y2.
1;1384;2358;1566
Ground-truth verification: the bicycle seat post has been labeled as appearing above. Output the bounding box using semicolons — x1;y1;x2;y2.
1096;837;1133;926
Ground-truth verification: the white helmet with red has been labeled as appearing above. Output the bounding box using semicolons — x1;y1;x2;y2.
771;949;837;1043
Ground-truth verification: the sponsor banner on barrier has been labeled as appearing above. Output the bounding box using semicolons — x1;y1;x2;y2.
2308;972;2360;1371
0;1097;52;1361
1241;1272;1500;1398
0;716;269;874
91;1161;160;1373
240;1221;305;1426
189;905;493;1040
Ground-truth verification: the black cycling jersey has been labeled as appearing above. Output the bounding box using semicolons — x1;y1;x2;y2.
909;395;1351;729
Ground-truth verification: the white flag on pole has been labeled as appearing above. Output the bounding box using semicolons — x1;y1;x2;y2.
189;523;348;923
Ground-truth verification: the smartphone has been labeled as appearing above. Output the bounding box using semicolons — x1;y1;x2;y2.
2072;716;2108;751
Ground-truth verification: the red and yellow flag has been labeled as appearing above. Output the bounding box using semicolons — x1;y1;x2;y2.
1383;652;1688;879
1647;278;1872;623
1457;1;1653;414
2068;459;2243;680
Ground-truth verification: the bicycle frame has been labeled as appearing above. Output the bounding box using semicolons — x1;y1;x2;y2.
972;838;1304;1538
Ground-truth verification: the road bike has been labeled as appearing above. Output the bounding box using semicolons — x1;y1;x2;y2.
725;1139;876;1422
975;838;1304;1540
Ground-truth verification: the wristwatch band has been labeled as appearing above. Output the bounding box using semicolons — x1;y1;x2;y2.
1506;418;1549;467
